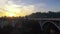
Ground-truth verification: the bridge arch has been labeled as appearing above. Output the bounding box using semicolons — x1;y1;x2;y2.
42;21;59;34
42;21;59;30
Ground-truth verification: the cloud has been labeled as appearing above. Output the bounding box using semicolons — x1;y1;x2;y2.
0;0;35;16
0;0;46;9
33;3;47;12
9;0;43;5
0;0;47;17
0;0;7;8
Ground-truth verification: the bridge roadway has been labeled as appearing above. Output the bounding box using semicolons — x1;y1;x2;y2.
24;18;60;21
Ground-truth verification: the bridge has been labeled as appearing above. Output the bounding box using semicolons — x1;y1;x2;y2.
23;18;60;31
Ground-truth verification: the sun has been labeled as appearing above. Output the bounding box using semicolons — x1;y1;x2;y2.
9;13;14;17
5;12;17;17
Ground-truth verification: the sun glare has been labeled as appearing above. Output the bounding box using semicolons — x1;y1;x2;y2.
4;5;21;17
0;4;34;17
9;14;14;17
5;12;17;17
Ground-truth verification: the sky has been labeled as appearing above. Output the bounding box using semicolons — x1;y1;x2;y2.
0;0;60;17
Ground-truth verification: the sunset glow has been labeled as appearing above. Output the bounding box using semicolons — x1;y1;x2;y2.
0;4;34;17
0;0;60;17
6;13;16;17
9;14;14;17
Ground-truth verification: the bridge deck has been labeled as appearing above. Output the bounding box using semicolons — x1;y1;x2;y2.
24;18;60;21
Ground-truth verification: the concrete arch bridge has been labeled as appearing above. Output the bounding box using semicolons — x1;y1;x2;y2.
23;18;60;33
